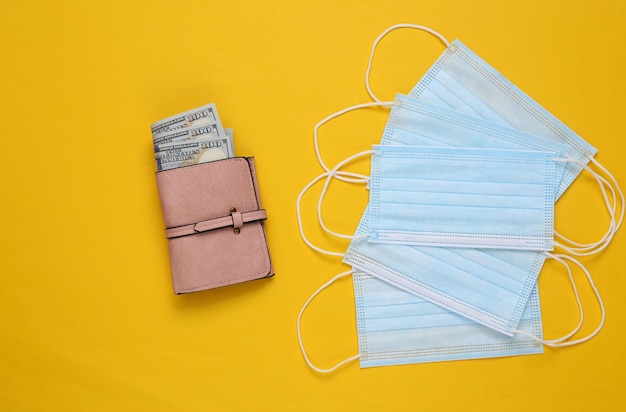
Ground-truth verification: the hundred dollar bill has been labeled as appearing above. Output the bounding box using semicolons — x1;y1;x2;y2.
153;124;235;157
155;138;232;171
151;103;225;139
155;136;234;158
153;123;224;146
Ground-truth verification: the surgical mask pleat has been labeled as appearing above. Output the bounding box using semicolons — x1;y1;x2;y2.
354;271;543;367
456;248;545;285
380;174;546;198
344;207;545;335
382;95;576;198
368;145;557;250
417;248;535;299
366;307;474;333
424;71;515;127
409;40;598;191
347;248;537;334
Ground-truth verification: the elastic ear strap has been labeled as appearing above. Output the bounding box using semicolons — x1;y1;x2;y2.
592;157;624;235
538;253;584;343
296;270;360;373
554;158;623;256
365;23;450;103
296;150;375;255
512;253;605;347
317;150;374;240
314;101;393;177
296;171;346;257
554;165;615;254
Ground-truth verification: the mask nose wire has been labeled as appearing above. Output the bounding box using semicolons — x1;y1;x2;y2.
365;23;450;103
296;269;360;373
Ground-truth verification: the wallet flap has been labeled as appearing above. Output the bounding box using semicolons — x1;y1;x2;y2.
156;157;260;229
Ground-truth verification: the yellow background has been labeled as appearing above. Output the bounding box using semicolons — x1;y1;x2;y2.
1;1;624;410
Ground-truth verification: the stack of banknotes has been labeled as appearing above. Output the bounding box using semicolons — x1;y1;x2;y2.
151;103;234;171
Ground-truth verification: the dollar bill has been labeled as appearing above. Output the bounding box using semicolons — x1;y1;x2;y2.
155;138;232;171
153;124;234;156
153;123;224;146
151;103;225;139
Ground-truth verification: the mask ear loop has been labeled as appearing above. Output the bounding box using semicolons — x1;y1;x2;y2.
317;150;374;240
314;101;393;182
538;253;584;343
297;150;376;256
557;158;624;253
553;157;624;256
592;156;625;233
314;24;449;185
297;270;360;373
296;171;348;257
365;23;450;103
555;161;615;253
512;253;604;347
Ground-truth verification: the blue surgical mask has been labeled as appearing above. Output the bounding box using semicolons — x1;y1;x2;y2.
352;270;543;367
368;144;560;251
406;40;622;255
297;268;544;371
344;205;546;336
408;40;597;182
383;94;582;199
377;94;619;256
298;250;598;371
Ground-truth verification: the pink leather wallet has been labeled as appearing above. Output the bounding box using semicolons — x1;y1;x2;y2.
156;157;274;294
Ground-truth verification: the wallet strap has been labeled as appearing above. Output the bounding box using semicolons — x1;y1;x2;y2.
165;209;267;239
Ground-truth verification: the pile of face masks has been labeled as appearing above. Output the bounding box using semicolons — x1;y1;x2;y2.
297;24;623;372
